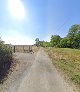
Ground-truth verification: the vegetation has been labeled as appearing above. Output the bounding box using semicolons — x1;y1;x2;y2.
35;24;80;49
35;38;39;47
0;38;12;73
45;48;80;85
35;24;80;87
50;35;61;47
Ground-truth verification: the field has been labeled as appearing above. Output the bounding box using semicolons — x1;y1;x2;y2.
45;48;80;87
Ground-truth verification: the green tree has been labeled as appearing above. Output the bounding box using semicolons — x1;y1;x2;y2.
50;35;61;47
76;31;80;48
67;24;80;48
43;41;51;47
60;37;70;48
35;38;39;47
38;41;44;47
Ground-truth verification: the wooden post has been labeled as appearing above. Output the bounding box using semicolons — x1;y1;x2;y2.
14;46;15;53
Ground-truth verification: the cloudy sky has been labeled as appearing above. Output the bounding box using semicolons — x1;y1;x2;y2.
0;0;80;45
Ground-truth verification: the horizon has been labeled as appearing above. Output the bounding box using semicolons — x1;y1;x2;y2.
0;0;80;45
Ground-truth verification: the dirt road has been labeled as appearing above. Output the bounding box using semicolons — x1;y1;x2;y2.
1;48;75;92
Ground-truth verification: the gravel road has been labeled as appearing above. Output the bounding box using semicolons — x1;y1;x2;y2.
0;48;75;92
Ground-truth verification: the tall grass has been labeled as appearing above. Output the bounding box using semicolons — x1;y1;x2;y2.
45;48;80;86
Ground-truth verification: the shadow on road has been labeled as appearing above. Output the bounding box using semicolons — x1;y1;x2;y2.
0;61;12;84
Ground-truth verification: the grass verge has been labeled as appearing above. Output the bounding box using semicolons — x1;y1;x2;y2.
45;48;80;87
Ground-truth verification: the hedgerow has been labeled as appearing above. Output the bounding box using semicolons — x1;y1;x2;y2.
0;38;12;70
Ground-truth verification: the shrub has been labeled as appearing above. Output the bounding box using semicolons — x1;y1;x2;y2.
0;38;12;69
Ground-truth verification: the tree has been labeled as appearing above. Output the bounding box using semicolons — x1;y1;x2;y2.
60;37;70;48
39;41;44;47
35;38;39;47
43;41;51;47
50;35;61;47
35;24;80;49
67;24;80;48
76;31;80;48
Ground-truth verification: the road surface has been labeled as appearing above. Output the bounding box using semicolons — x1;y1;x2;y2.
4;48;75;92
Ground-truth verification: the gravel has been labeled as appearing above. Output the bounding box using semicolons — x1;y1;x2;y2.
0;52;36;92
0;49;76;92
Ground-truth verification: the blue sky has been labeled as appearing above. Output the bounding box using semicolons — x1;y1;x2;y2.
0;0;80;45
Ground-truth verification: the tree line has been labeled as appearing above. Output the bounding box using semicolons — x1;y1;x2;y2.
35;24;80;49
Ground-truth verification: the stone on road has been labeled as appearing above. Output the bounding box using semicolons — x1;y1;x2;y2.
17;48;74;92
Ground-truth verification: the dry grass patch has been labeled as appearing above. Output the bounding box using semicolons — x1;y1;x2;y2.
45;48;80;87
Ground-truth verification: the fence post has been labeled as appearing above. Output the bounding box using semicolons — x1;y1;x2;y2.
14;46;15;53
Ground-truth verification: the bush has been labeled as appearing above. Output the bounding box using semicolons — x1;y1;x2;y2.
0;39;12;69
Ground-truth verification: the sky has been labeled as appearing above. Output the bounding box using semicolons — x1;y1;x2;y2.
0;0;80;45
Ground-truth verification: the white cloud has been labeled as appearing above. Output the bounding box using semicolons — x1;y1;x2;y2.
2;30;35;45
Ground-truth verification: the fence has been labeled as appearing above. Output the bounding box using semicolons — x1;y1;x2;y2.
5;44;37;53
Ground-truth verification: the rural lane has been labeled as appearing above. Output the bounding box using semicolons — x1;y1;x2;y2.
8;48;74;92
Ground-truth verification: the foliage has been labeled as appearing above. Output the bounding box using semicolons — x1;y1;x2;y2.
35;39;51;47
43;41;51;47
0;38;12;69
59;37;68;48
35;38;39;47
39;41;44;47
50;35;61;47
67;24;80;48
35;24;80;49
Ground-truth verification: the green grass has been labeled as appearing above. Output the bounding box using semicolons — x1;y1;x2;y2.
45;48;80;85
